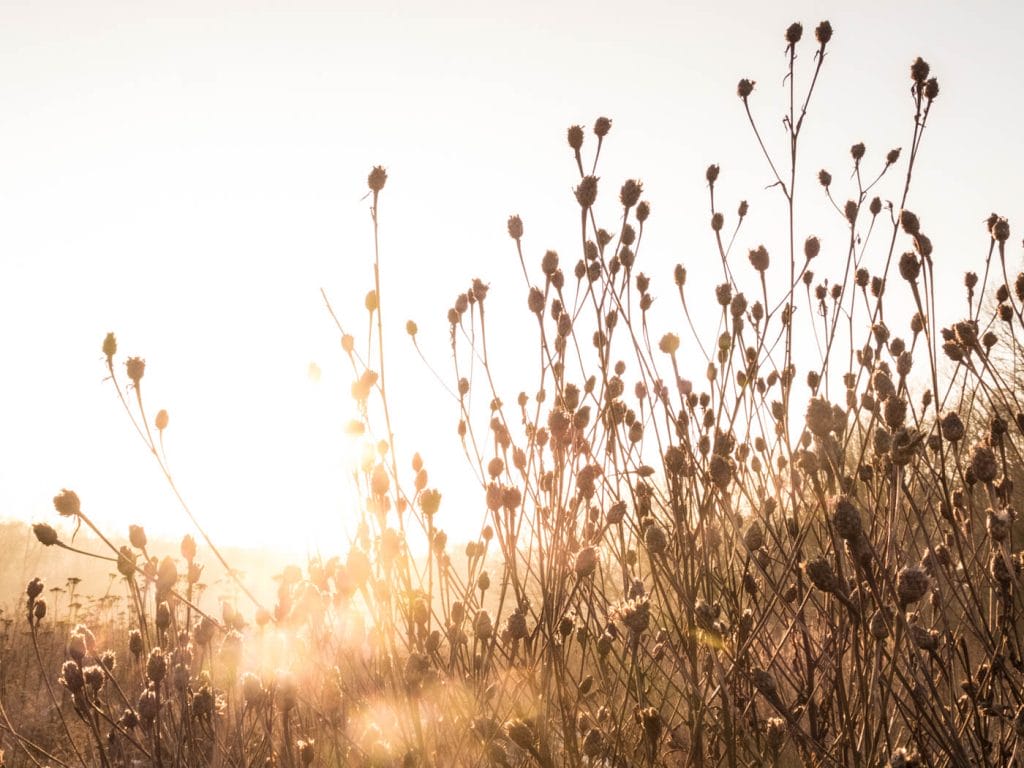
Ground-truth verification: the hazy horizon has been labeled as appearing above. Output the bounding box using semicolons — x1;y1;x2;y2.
3;1;1023;554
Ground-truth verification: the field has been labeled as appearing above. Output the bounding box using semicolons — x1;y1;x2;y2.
4;21;1024;768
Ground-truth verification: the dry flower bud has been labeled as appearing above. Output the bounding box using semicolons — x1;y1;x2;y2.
53;489;81;517
804;236;820;260
815;20;833;45
748;245;770;272
620;179;642;208
367;166;387;192
896;566;929;606
900;209;920;236
575;176;598;209
567;125;584;150
844;200;858;223
33;523;58;546
910;57;930;84
507;215;523;239
103;332;117;362
898;252;920;282
574;546;598;577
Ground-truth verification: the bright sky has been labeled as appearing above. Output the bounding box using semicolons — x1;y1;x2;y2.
2;1;1022;555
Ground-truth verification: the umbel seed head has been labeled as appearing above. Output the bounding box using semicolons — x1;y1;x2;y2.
737;79;755;99
785;22;803;44
593;116;612;138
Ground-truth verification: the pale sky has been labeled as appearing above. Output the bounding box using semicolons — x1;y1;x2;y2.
2;0;1022;554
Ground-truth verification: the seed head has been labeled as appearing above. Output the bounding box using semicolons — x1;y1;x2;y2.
146;648;167;683
896;566;929;606
705;164;719;183
593;116;612;138
898;252;920;282
129;525;147;549
785;22;803;44
473;609;493;640
620;179;642;208
748;245;770;272
33;523;58;547
850;142;865;161
844;200;858;223
574;176;598;209
506;719;535;750
737;79;755;99
987;507;1011;542
815;20;833;45
102;332;117;362
711;212;724;231
806;396;834;438
125;356;146;387
60;660;85;694
155;409;169;430
367;166;387;192
567;125;584;150
914;232;932;258
971;443;998;483
804;236;820;260
925;77;939;100
644;523;667;556
53;488;81;517
574;546;598;577
743;520;764;551
991;216;1010;243
940;412;964;442
636;200;650;222
832;496;863;542
804;556;840;593
708;454;733;489
910;57;930;85
507;215;523;240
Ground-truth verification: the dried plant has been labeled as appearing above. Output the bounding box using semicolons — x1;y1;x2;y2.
8;19;1024;768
